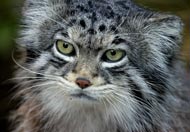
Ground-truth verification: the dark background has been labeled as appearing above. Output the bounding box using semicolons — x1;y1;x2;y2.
0;0;189;132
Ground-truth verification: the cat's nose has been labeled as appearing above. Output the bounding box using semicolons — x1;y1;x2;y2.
75;77;92;89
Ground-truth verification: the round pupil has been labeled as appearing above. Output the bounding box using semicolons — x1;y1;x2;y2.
63;43;69;48
110;50;116;56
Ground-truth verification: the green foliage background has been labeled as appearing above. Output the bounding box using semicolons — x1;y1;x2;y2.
0;0;189;132
0;0;20;57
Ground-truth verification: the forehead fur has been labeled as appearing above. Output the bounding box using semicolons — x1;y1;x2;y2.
20;0;148;48
20;0;182;60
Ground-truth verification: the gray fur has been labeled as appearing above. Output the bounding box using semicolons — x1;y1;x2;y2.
12;0;190;132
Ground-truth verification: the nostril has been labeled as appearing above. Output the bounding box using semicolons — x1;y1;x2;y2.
84;84;89;87
75;77;92;89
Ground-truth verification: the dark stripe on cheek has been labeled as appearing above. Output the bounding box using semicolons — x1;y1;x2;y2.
144;75;166;95
26;49;40;63
112;38;126;45
126;73;153;107
50;58;67;68
128;77;154;129
143;74;166;102
128;59;166;102
50;53;68;68
36;64;49;78
109;64;127;72
44;43;54;51
99;69;112;84
128;78;145;104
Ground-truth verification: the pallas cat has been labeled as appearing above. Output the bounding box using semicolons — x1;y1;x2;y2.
11;0;190;132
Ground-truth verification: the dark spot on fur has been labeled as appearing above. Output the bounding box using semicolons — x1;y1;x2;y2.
70;10;76;16
92;73;98;77
88;28;96;35
116;15;122;22
87;12;97;21
77;5;84;11
84;8;89;12
92;12;97;21
104;10;115;19
99;25;106;32
70;19;76;24
80;20;86;28
80;6;84;11
66;10;70;15
115;36;119;39
110;25;118;33
110;26;116;31
110;11;115;17
107;6;112;10
112;38;126;44
92;12;96;17
88;1;93;8
68;19;77;26
61;32;69;38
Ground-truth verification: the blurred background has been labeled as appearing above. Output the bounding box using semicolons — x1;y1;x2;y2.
0;0;189;132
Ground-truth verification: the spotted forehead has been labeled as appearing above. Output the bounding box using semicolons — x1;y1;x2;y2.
69;1;127;30
62;1;126;48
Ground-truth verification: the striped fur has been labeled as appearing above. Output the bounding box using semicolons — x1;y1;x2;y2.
11;0;190;132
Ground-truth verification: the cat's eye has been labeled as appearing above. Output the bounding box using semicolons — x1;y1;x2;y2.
102;49;125;62
56;40;75;56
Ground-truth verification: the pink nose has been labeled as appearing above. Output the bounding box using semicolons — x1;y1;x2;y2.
75;78;91;89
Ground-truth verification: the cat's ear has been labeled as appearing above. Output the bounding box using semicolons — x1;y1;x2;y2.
140;14;183;67
144;14;183;60
145;14;183;47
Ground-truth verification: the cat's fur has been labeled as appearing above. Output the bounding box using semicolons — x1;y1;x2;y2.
11;0;190;132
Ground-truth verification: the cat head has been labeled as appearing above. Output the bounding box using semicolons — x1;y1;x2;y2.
17;0;183;130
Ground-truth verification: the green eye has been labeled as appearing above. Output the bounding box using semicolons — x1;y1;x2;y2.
56;40;75;56
103;49;125;62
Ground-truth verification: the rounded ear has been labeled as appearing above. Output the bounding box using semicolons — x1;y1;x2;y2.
145;14;183;47
138;14;184;68
145;14;183;58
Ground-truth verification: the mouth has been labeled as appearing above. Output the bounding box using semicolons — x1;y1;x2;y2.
70;92;97;101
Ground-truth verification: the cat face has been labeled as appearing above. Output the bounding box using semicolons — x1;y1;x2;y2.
17;0;183;130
